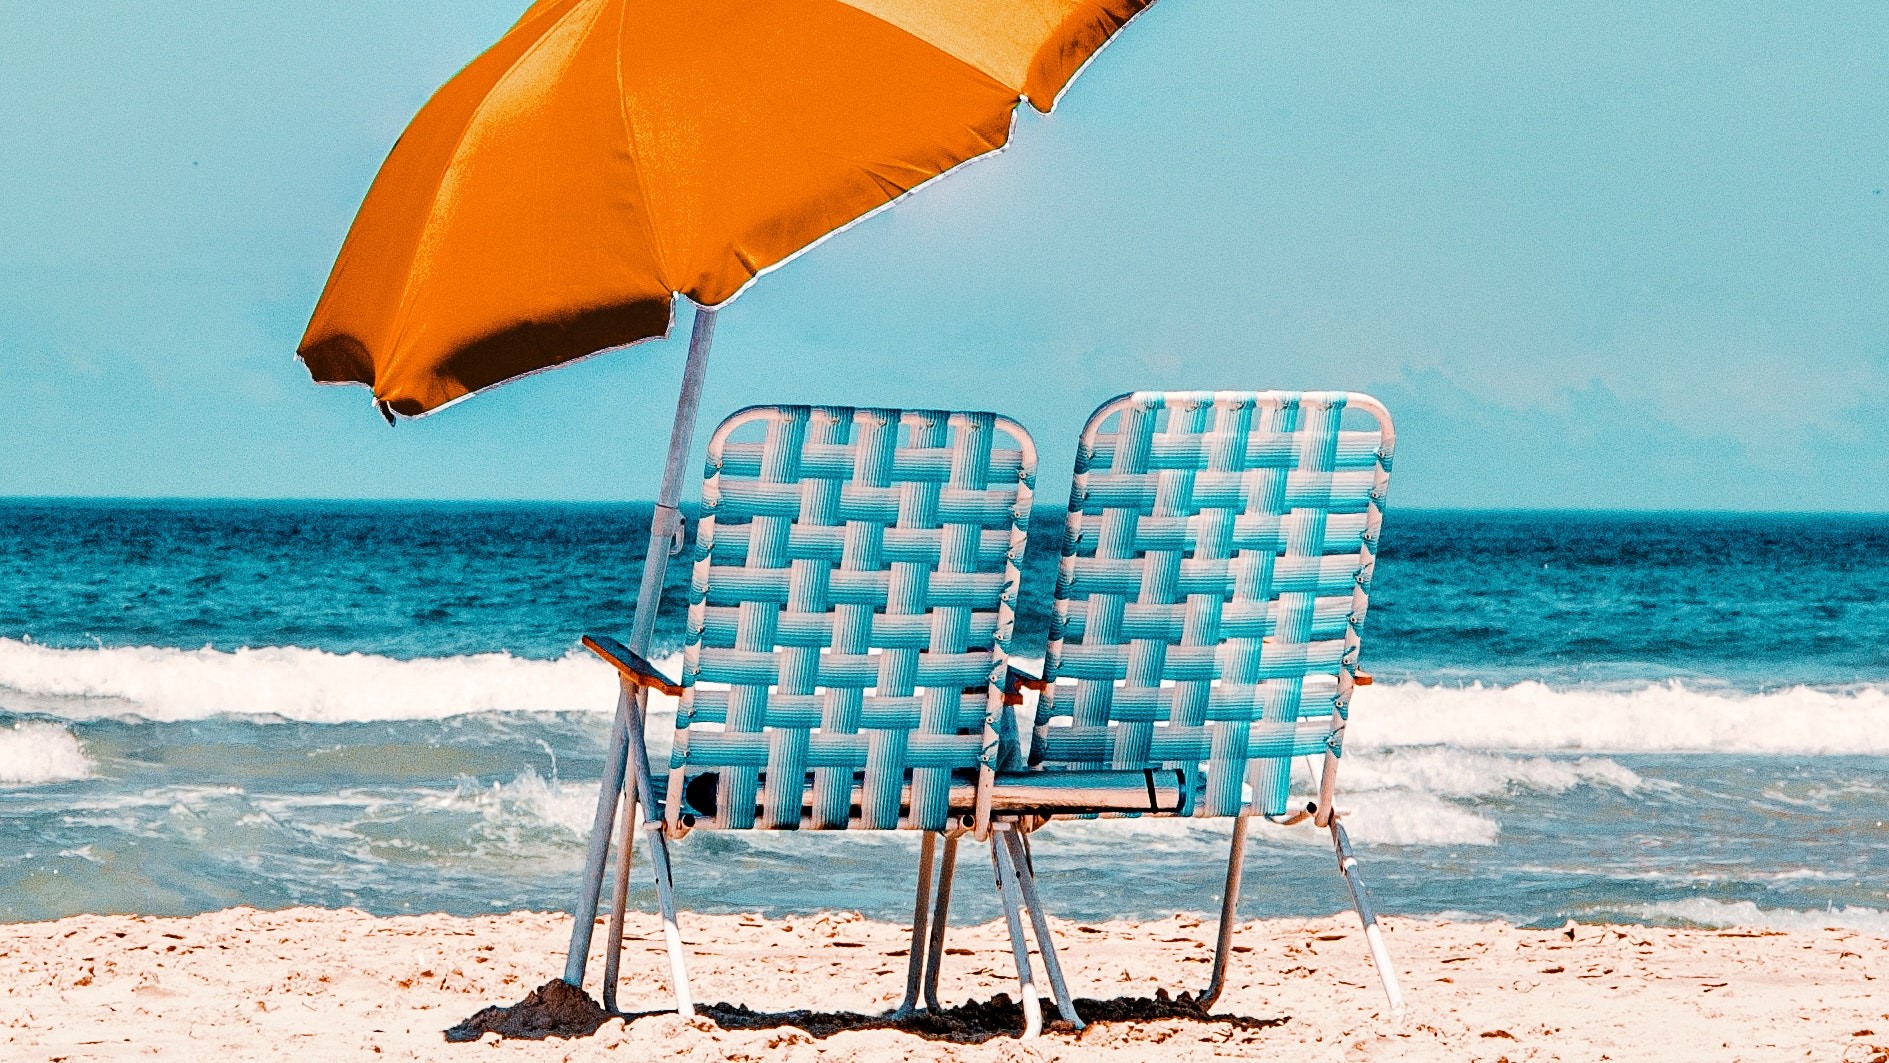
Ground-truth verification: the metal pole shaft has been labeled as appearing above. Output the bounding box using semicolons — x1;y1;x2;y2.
894;832;939;1017
600;787;638;1012
1003;831;1083;1029
563;304;718;987
564;684;636;986
629;305;717;657
1199;812;1250;1009
1332;818;1405;1023
922;833;960;1011
990;831;1044;1040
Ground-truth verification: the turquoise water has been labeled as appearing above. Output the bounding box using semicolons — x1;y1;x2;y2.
2;502;1886;933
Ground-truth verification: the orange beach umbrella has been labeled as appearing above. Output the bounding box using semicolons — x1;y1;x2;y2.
297;0;1159;995
299;0;1152;418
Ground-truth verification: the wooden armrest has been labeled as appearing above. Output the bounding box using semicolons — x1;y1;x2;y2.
1353;671;1373;686
582;634;683;697
1001;665;1048;706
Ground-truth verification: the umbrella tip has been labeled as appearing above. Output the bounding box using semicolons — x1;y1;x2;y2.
376;399;396;426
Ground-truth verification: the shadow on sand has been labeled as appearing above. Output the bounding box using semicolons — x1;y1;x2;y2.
700;991;1290;1044
446;980;1289;1045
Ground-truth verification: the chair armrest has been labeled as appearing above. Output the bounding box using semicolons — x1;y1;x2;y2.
582;634;684;697
1001;665;1048;706
1353;671;1373;686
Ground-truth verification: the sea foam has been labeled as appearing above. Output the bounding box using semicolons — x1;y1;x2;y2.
1633;898;1889;935
443;767;600;837
1342;748;1644;798
0;721;94;784
1348;679;1889;755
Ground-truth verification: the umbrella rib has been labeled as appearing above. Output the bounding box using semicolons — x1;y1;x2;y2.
611;0;673;295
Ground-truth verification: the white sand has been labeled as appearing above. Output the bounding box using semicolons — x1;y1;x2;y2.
3;906;1885;1061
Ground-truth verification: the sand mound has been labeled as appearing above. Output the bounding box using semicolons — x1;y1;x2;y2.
445;978;608;1042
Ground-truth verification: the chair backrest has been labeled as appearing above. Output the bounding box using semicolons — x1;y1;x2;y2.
671;405;1035;833
1031;391;1393;818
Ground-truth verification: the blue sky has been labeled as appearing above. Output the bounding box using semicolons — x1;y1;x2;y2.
2;1;1884;508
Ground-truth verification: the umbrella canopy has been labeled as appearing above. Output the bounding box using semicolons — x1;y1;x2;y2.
299;0;1151;418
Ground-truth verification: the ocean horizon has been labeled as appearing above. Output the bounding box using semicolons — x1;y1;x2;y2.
3;499;1886;936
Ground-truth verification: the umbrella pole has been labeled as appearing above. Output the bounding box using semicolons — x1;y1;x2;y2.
563;303;718;989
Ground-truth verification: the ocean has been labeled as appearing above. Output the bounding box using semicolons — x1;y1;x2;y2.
2;501;1886;936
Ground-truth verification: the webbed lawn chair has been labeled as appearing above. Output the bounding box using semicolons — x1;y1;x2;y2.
577;404;1171;1033
911;390;1406;1025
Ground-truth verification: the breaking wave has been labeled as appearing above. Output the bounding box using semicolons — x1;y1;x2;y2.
4;637;1887;758
0;637;635;723
0;721;94;785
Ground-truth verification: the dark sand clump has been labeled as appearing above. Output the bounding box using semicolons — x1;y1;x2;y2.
702;990;1288;1044
445;979;608;1042
450;983;1285;1045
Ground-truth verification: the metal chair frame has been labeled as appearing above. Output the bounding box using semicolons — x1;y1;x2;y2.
914;390;1405;1023
572;391;1406;1036
575;403;1085;1032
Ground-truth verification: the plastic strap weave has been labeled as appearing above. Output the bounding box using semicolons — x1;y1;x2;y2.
1031;391;1393;817
670;405;1035;832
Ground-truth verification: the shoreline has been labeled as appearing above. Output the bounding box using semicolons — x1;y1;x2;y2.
3;906;1884;1061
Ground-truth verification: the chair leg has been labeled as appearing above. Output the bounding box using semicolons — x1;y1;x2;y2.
921;833;959;1012
563;685;637;987
643;820;695;1017
1331;817;1405;1023
893;832;939;1017
1197;812;1250;1010
1001;830;1084;1030
988;830;1044;1039
600;791;639;1013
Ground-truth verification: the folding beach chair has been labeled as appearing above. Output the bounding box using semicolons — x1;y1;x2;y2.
576;404;1166;1030
908;390;1405;1026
